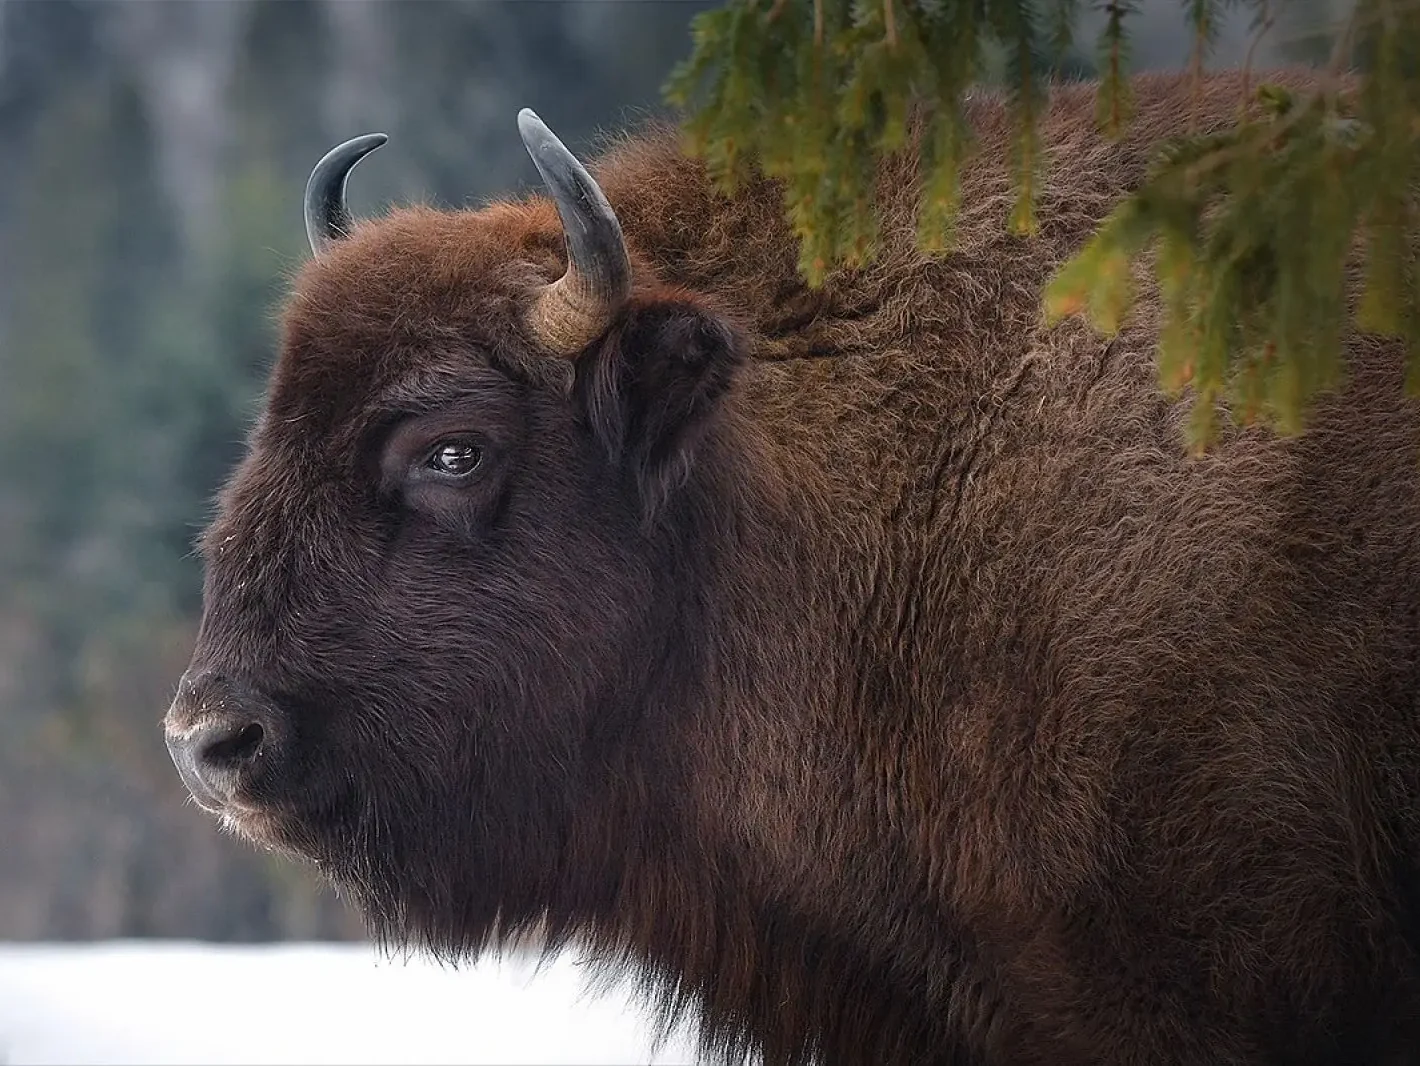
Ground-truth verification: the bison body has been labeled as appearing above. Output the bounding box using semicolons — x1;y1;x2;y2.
164;70;1420;1064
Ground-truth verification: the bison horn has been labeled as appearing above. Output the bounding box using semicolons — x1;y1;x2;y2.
517;108;631;355
304;133;388;256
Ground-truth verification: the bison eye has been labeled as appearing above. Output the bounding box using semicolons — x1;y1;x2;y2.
426;440;483;478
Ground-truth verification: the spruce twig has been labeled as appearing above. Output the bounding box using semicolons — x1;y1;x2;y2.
664;0;1420;449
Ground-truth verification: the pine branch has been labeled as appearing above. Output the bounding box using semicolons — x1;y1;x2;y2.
1096;1;1137;138
665;0;1420;449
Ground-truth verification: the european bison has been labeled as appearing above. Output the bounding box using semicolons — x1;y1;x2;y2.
163;68;1420;1065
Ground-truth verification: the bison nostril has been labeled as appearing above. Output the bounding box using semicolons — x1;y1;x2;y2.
165;673;284;812
202;721;265;766
167;713;274;812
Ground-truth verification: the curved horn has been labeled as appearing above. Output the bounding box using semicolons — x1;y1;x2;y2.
304;133;387;256
517;109;631;355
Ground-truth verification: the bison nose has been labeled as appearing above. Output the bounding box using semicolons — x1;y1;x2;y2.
164;674;276;812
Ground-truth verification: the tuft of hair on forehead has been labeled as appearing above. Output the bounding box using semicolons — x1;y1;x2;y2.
284;188;687;371
268;200;566;418
290;201;563;328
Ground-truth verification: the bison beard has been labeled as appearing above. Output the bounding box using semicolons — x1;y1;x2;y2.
164;70;1420;1066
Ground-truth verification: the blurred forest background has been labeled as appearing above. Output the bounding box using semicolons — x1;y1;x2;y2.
0;0;1345;944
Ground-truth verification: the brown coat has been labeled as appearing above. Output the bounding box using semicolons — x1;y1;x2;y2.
168;69;1420;1065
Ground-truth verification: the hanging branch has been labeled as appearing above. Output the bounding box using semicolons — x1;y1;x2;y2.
665;0;1420;451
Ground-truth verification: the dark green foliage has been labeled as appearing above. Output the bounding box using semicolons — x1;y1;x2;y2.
1047;49;1419;450
666;0;1418;448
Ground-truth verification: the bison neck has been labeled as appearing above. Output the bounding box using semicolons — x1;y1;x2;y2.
542;146;1053;1059
536;414;989;1066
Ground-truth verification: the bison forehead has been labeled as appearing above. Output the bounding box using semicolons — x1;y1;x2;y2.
294;199;566;315
263;200;570;441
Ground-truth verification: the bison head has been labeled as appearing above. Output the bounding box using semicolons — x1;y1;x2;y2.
162;112;749;955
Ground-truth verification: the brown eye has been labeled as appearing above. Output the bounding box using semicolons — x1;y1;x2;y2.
426;440;483;478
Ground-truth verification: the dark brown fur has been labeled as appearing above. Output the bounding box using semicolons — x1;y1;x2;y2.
168;70;1420;1065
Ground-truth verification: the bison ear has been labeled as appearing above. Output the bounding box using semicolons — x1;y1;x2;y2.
575;292;743;517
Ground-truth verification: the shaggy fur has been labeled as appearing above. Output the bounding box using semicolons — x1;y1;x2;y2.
166;69;1420;1065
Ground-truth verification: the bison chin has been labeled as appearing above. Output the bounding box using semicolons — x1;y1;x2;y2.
266;757;571;961
324;824;560;961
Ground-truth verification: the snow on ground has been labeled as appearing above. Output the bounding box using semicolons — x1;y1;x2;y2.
0;940;702;1065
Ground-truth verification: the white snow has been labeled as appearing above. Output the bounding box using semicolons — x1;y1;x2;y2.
0;940;702;1065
